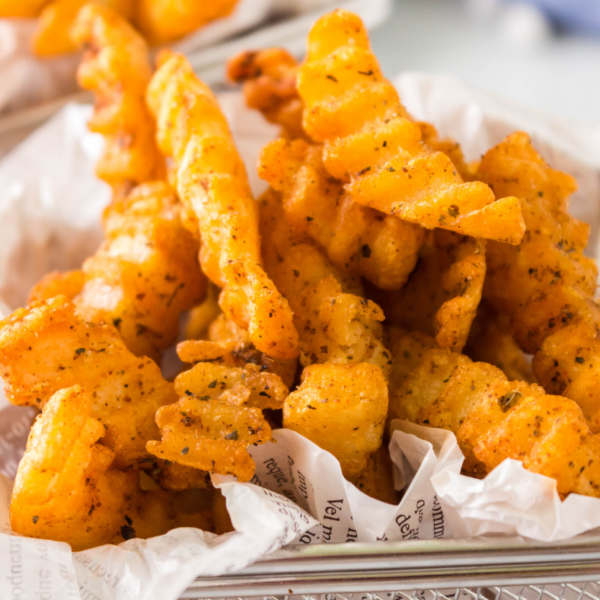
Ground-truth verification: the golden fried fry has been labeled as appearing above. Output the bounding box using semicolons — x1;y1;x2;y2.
79;182;204;359
284;363;388;481
387;328;600;497
29;183;205;361
477;132;597;353
259;138;425;290
10;386;136;551
147;343;287;481
0;296;177;467
147;52;299;359
226;48;305;140
433;232;485;352
533;322;600;430
259;189;391;374
475;132;600;425
35;0;134;56
134;0;238;45
297;10;525;243
72;3;164;191
386;326;469;423
372;230;485;353
0;0;48;18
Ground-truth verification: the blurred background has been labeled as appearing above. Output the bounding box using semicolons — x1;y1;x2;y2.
372;0;600;126
0;0;599;151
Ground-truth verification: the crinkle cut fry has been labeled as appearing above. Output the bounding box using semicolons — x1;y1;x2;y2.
72;3;165;191
475;132;600;427
258;188;391;374
297;9;525;243
387;328;600;498
259;137;425;290
284;362;389;482
227;48;306;140
0;296;177;468
10;385;136;551
369;229;486;353
258;190;390;482
29;182;206;362
147;341;286;482
147;52;299;359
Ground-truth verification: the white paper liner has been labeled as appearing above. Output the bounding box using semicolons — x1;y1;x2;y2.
0;77;600;598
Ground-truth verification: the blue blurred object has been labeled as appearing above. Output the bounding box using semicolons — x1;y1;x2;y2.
505;0;600;36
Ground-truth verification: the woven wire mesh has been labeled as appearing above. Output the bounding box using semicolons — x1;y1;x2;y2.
302;586;600;600
205;585;600;600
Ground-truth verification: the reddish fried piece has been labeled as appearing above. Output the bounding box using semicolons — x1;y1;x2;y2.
148;346;284;481
259;189;391;374
148;397;270;482
10;386;136;550
72;3;165;191
29;183;205;362
284;363;388;481
147;52;299;359
226;48;305;140
476;132;600;425
297;10;524;243
372;230;485;353
259;138;425;290
0;296;177;468
387;328;600;498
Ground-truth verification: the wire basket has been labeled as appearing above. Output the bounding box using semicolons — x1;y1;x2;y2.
180;532;600;600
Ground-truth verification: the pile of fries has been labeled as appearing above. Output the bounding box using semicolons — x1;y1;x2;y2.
2;4;600;551
0;0;238;56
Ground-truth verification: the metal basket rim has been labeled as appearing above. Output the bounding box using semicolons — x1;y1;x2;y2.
182;531;600;598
